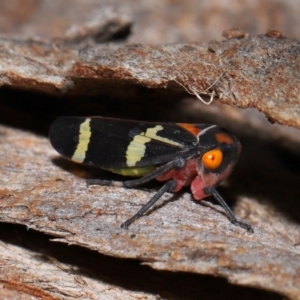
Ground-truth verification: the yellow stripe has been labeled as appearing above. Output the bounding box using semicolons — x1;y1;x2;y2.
126;125;182;167
126;134;150;167
72;118;91;163
145;125;181;146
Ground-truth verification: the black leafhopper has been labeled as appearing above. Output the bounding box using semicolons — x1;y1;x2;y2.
50;116;252;232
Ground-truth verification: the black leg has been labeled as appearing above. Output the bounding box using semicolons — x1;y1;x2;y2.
121;180;177;229
87;179;122;187
87;157;186;188
205;187;253;233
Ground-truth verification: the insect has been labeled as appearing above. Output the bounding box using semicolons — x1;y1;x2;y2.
50;116;252;232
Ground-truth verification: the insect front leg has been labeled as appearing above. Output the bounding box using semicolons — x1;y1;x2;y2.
205;186;253;232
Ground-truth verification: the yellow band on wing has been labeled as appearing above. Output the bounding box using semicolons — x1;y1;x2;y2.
126;134;150;167
145;125;181;146
126;125;181;167
72;118;91;163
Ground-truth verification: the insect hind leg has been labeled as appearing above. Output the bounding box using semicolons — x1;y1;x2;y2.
87;179;124;187
86;157;186;188
86;158;186;227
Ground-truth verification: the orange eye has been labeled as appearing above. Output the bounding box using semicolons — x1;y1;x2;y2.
202;149;223;170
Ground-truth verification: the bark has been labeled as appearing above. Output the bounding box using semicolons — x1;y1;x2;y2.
1;0;300;299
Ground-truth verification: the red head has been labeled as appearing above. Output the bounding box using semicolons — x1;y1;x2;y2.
191;125;241;200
